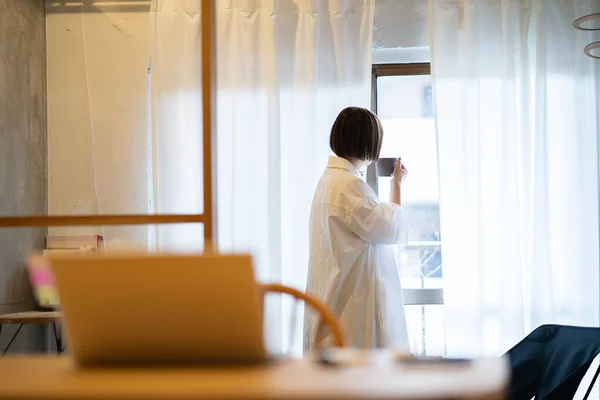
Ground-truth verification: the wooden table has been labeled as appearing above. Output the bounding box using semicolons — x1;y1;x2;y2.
0;354;509;399
0;311;64;355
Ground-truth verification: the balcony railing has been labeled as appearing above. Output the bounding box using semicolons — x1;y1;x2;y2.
400;241;444;356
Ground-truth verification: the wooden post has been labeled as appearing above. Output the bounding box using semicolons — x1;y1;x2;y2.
0;214;204;228
201;0;218;251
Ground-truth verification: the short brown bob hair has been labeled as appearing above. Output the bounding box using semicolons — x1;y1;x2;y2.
329;106;383;162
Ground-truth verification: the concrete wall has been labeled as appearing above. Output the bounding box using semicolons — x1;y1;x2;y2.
0;0;47;352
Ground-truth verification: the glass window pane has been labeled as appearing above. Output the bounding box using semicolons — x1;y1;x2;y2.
374;73;444;355
375;74;442;282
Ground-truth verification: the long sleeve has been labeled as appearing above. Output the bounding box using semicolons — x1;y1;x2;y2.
347;198;409;245
328;178;409;246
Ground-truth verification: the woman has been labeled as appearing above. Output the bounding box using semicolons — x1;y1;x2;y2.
303;106;410;351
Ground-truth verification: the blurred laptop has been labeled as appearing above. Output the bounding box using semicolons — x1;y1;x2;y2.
51;253;267;366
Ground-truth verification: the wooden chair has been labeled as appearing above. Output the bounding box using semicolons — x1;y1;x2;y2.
259;284;344;351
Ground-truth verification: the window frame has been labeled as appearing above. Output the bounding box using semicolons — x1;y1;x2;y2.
367;63;432;193
370;63;444;355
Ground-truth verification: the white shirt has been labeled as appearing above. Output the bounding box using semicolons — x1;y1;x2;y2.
303;156;410;351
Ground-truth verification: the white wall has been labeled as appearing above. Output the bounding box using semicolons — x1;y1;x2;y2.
46;1;152;247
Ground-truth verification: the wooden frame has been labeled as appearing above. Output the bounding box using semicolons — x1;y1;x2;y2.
0;0;218;248
0;0;347;352
372;63;431;77
201;0;218;248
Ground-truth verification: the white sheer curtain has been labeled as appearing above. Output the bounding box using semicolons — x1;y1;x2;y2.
150;0;374;355
217;0;373;355
430;0;600;357
149;0;204;252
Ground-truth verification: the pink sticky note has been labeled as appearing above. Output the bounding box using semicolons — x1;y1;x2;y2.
31;269;55;285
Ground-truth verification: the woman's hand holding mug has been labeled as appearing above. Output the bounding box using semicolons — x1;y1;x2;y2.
392;158;408;184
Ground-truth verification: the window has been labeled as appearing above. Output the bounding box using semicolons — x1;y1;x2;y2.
368;64;444;355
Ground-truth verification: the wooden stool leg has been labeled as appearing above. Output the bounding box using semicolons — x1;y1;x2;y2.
2;324;23;356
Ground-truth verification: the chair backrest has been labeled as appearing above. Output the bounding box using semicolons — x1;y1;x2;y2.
259;283;345;355
505;324;600;400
